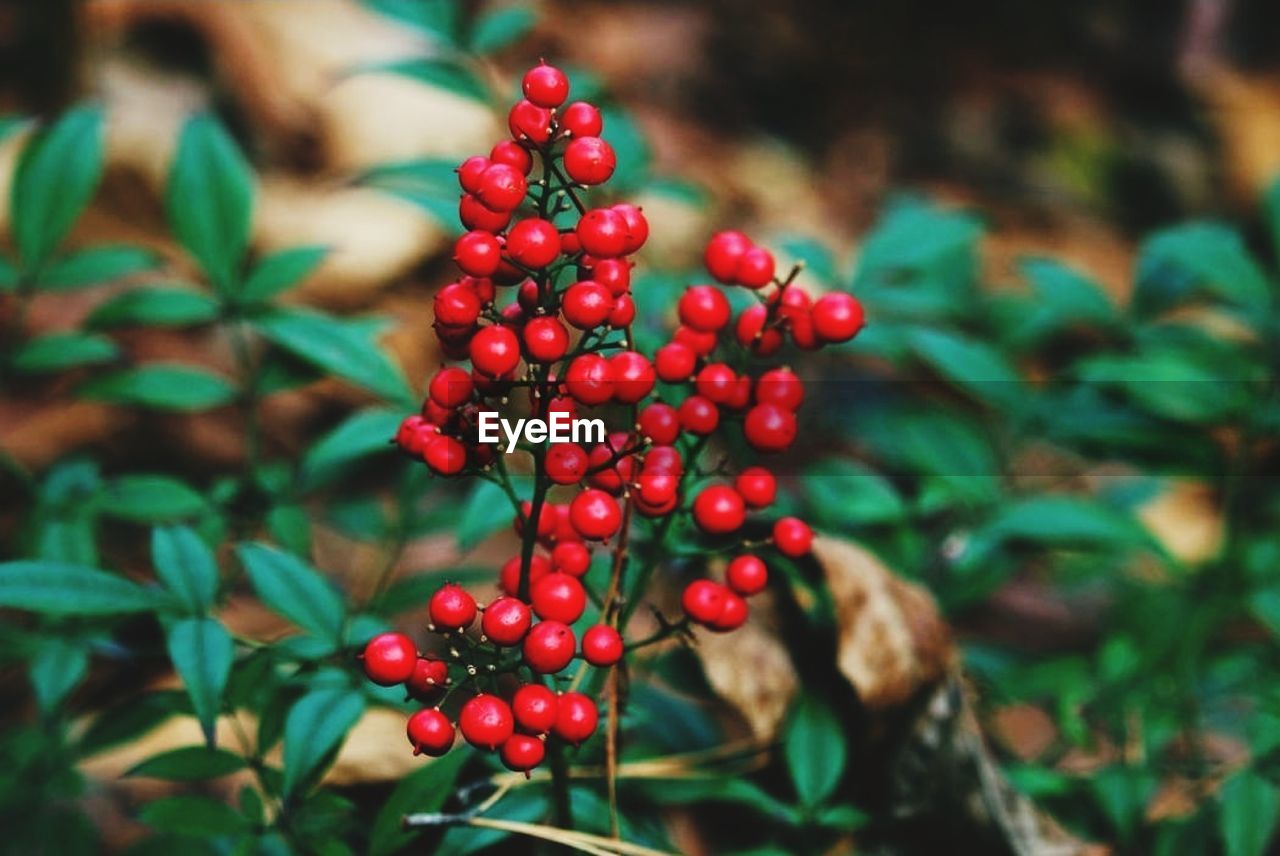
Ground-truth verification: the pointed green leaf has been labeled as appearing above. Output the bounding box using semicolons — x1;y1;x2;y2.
236;543;345;644
302;407;402;487
126;746;246;780
152;525;219;613
282;687;365;797
784;694;847;808
1135;222;1271;318
240;245;328;303
0;560;170;615
139;795;249;837
11;332;118;373
166;617;234;746
30;638;90;714
38;245;157;290
369;742;468;855
469;7;535;53
167;113;254;291
96;475;207;523
80;364;236;411
1222;771;1280;856
87;286;219;328
12;105;105;267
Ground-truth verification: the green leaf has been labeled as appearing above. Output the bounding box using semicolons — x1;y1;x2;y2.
0;561;169;615
240;245;328;303
77;690;189;756
38;246;157;290
1249;589;1280;639
236;543;346;645
436;790;551;855
12;104;105;267
302;407;403;487
166;617;234;746
357;159;460;226
853;197;982;293
266;503;311;558
814;804;869;831
364;58;488;102
250;306;412;404
11;332;118;373
1134;222;1271;318
0;255;18;291
30;638;90;714
151;526;219;613
906;327;1022;409
80;364;236;411
96;475;207;523
784;694;847;808
139;795;249;837
457;477;523;550
167;113;254;291
282;687;365;797
1222;769;1280;856
469;6;535;53
370;749;468;855
1018;257;1116;326
126;746;246;780
802;458;904;527
87;286;219;328
363;0;460;42
980;495;1148;547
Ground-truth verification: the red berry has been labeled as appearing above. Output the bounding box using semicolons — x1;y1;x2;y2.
678;395;719;435
726;555;768;596
735;304;783;356
735;466;777;509
609;351;655;404
457;156;490;193
546;442;588;485
773;516;813;557
692;484;746;535
587;437;634;494
695;363;738;404
507;218;561;269
500;553;552;597
407;708;454;756
569;488;622;540
435;281;483;327
681;579;727;625
508;99;553;143
735;246;776;288
812;292;865;343
523;316;569;363
477;163;527;211
564;136;616;185
607;293;636;327
704;231;751;283
553;692;598;745
470;325;521;377
482;596;532;645
743;403;797;452
550;543;589;578
501;733;545;774
611;204;649;255
429;367;473;409
406;657;449;699
460;193;513;232
454;230;502;277
673;324;717;356
708;590;748;632
531;572;587;623
562;280;614;329
576;208;629;258
565;354;614;405
360;632;417;686
429;583;477;630
423;434;467;476
778;287;818;350
459;693;514;750
638;402;680;445
522;62;569;108
561;101;603;137
643;445;683;476
581;625;624;666
724;375;752;410
523;620;577;673
589;258;631;295
678;285;731;332
635;471;679;507
396;415;434;456
654;342;697;382
490;140;532;174
512;684;559;734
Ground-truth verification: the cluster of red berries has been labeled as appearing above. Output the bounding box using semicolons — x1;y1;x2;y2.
372;62;864;775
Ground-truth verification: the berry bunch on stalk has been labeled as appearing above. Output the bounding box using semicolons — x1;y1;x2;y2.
363;62;865;779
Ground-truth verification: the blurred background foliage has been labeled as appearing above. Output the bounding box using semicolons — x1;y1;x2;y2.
0;1;1279;854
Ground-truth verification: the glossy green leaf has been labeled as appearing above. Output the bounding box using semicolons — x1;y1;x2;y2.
0;561;169;615
96;476;207;523
12;104;105;267
436;790;551;855
151;525;219;613
457;476;524;550
1019;257;1116;325
0;255;18;291
363;0;460;42
281;687;365;797
1221;769;1280;856
29;638;90;714
38;246;157;290
1135;222;1271;318
80;365;236;411
126;746;246;780
139;795;249;837
87;286;219;328
802;458;904;527
907;327;1022;409
11;332;118;373
301;407;402;487
784;694;847;808
236;542;345;644
240;245;328;303
76;690;189;757
369;749;468;855
469;6;535;53
166;617;234;746
167;113;254;291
